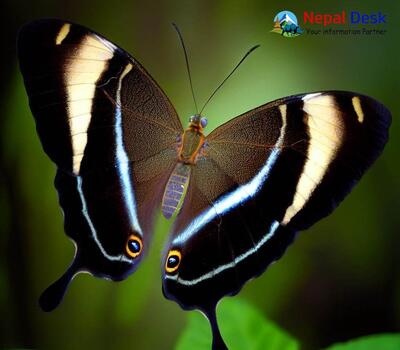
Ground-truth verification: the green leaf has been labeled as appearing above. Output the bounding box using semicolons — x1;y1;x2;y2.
326;334;400;350
175;298;299;350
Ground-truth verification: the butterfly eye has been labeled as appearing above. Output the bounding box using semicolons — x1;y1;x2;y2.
189;115;200;123
125;235;143;258
200;117;208;128
165;250;182;273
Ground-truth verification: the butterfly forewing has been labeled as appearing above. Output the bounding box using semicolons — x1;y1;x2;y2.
18;19;182;311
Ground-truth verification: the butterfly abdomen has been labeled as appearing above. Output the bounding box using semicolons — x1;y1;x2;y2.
162;163;191;219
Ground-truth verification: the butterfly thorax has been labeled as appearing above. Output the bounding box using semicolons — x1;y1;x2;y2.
178;121;206;164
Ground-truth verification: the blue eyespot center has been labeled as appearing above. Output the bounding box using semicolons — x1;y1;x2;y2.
166;250;182;273
126;235;143;258
168;255;180;268
128;239;140;253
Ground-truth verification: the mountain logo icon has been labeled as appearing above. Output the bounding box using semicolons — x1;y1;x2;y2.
272;10;303;37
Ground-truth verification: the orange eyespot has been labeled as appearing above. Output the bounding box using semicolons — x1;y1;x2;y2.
125;235;143;258
165;250;182;274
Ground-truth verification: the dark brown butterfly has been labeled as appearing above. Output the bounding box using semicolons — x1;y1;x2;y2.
17;19;391;349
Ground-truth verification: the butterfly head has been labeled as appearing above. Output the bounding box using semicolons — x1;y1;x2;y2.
189;114;208;130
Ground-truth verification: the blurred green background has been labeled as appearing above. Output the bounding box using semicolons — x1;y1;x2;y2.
0;0;399;349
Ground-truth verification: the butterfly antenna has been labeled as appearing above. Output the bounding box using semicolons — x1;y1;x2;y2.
172;23;199;114
199;44;260;115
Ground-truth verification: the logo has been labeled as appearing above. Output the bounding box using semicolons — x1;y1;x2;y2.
271;10;303;38
271;10;387;37
302;10;387;36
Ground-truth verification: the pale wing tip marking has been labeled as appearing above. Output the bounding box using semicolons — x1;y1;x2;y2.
278;104;287;119
121;63;133;79
56;23;71;45
95;34;118;53
302;93;322;101
352;96;364;123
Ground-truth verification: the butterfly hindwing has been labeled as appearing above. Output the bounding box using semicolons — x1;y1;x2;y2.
162;91;390;322
18;19;182;311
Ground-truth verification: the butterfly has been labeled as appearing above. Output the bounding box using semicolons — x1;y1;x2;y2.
17;19;391;350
